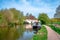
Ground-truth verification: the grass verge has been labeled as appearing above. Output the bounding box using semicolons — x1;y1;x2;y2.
49;25;60;34
33;25;47;40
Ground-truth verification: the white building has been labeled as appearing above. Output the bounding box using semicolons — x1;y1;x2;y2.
24;19;40;24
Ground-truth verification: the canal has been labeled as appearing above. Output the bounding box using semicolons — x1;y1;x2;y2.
18;30;34;40
18;24;35;40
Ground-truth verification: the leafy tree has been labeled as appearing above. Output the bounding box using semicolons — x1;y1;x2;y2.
38;13;50;24
0;8;25;26
0;10;8;27
0;8;25;40
9;8;25;25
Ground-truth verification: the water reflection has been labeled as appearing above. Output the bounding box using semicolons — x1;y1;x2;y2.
18;30;34;40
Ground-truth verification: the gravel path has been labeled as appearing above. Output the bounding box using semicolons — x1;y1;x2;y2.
44;25;60;40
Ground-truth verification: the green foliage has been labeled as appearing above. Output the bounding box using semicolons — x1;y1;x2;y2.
8;22;15;27
50;18;60;24
49;25;60;34
0;13;8;26
9;8;20;20
55;22;60;25
38;13;50;24
0;8;25;26
0;8;25;40
33;26;47;40
0;13;3;23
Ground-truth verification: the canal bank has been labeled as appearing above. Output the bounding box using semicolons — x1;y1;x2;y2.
33;25;47;40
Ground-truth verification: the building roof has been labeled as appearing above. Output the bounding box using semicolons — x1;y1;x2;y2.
26;14;37;20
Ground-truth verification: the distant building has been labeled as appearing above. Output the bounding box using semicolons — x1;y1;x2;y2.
25;14;40;23
54;5;60;18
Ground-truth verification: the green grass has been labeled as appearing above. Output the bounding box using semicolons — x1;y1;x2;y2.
53;22;60;25
49;25;60;34
33;26;47;40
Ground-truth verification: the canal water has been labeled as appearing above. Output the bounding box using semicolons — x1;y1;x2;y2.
18;29;35;40
17;24;38;40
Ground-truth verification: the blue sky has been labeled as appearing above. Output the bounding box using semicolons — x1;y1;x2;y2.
0;0;60;18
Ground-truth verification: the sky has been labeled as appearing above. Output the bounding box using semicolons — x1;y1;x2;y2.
0;0;60;18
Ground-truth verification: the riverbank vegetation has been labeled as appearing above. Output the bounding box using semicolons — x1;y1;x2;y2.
50;18;60;34
33;25;47;40
49;24;60;34
0;8;25;40
50;18;60;24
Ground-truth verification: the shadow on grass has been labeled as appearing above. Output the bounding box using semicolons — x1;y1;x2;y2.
33;25;47;40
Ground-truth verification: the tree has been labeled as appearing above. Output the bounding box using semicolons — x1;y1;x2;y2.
26;13;29;17
9;8;25;25
38;13;50;24
54;5;60;22
0;8;25;40
54;5;60;19
0;8;25;27
26;13;36;20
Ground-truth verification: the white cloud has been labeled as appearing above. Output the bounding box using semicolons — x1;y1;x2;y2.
1;0;59;18
12;0;56;18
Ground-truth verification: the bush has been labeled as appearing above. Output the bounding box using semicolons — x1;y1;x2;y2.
49;25;60;34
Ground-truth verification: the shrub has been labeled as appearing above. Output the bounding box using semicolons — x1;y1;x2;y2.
49;25;60;34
